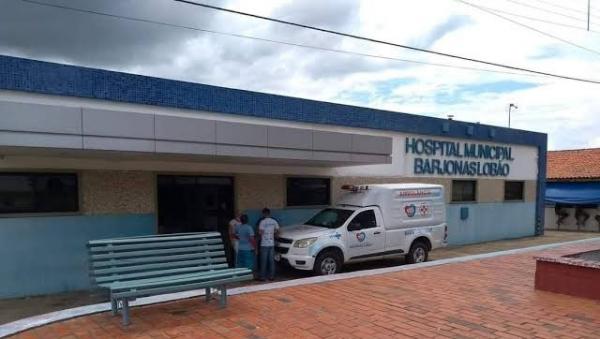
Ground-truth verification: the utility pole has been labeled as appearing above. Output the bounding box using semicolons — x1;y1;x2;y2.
508;103;518;128
588;0;591;31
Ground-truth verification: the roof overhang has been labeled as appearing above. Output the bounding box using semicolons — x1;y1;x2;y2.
0;100;392;167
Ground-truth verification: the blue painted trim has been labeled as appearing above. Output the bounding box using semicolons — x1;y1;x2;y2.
0;54;548;239
536;143;547;235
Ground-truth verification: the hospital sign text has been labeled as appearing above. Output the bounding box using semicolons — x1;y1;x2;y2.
405;137;514;177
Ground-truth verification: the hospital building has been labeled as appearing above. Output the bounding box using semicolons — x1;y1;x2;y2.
0;55;547;298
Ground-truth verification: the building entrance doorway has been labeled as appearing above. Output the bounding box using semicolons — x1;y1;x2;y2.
157;175;234;234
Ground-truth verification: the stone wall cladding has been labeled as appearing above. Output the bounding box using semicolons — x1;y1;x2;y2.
235;174;285;212
78;172;537;214
477;179;505;203
80;170;536;215
81;170;155;214
525;180;537;202
480;179;537;203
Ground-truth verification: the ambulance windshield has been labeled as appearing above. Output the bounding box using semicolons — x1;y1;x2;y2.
304;208;354;229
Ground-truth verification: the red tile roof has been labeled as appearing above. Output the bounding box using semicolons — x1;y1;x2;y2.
547;148;600;181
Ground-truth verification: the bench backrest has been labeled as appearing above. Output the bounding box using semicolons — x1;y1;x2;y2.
88;232;229;286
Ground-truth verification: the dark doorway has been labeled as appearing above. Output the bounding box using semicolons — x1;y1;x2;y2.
157;175;234;234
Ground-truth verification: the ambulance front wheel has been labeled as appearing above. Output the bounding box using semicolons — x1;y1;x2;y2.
314;249;342;275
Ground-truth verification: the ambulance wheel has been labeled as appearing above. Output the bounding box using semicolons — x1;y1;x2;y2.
407;241;428;264
314;250;342;275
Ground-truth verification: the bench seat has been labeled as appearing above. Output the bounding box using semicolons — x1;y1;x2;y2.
88;232;252;325
106;268;253;297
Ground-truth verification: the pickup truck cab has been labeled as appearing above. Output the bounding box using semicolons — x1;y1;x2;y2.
275;183;447;275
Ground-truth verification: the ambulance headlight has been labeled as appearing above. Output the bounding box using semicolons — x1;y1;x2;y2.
294;237;318;248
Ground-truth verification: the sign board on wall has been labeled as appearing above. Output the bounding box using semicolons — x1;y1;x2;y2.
405;137;513;177
334;133;538;180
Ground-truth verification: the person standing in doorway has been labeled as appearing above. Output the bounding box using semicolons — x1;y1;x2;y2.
228;212;241;267
258;208;279;281
235;214;256;271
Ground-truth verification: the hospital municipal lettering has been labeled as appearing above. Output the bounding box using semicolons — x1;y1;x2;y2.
406;138;514;177
0;55;546;298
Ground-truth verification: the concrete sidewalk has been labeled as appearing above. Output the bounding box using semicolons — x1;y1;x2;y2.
8;238;600;338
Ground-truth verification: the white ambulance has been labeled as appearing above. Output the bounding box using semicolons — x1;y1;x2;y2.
275;183;447;275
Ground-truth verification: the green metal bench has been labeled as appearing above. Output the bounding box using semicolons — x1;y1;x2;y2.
88;232;253;326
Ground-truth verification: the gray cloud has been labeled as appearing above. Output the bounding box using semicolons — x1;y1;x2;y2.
266;1;396;80
273;0;360;29
1;0;362;82
302;52;396;80
0;0;379;83
0;0;217;68
417;14;473;48
217;36;281;65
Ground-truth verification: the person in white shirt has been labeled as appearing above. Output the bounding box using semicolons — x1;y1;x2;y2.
228;213;241;266
258;208;279;281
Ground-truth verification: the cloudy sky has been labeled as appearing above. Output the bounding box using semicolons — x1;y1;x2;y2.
1;0;599;150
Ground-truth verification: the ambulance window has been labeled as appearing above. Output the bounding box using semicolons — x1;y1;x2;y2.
348;210;377;230
305;208;353;228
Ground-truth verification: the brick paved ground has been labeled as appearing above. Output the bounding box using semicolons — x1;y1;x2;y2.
3;231;597;326
11;240;600;339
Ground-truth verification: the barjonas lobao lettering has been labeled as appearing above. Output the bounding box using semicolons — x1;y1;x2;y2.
406;137;513;177
413;158;510;177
